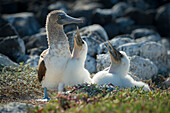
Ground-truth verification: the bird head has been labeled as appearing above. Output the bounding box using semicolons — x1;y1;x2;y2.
104;41;130;76
47;10;83;26
72;26;87;63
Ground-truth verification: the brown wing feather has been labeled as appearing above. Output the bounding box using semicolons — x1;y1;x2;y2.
37;49;48;83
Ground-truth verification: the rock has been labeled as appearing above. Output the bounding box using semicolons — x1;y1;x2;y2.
98;35;135;54
127;0;148;10
48;1;68;12
3;12;41;37
26;55;39;67
27;1;49;26
92;8;114;25
118;42;168;72
116;17;134;28
104;22;120;39
16;54;30;63
145;9;157;22
0;53;18;67
155;4;170;37
0;102;32;113
136;35;162;43
99;0;118;8
124;8;154;25
162;77;170;89
68;1;103;25
115;17;135;34
27;46;47;56
96;53;110;71
158;38;170;50
131;28;161;39
24;32;48;51
67;24;108;57
80;24;109;41
85;55;96;73
167;50;170;71
0;17;18;37
129;56;158;80
0;35;25;63
112;2;131;17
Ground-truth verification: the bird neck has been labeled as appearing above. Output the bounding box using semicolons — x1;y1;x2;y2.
46;22;71;56
109;63;129;77
72;50;87;67
46;23;67;47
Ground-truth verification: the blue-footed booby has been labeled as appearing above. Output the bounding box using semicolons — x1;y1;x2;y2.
37;10;83;101
92;41;150;91
63;26;92;86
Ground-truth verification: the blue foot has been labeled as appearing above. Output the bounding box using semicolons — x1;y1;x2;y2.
36;87;50;102
36;98;50;102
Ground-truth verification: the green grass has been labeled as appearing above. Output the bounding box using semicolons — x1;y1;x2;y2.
30;87;169;113
0;65;169;113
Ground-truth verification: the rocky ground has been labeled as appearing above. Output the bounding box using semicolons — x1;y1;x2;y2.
0;0;170;112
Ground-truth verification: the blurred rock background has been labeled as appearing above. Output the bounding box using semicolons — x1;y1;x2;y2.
0;0;169;85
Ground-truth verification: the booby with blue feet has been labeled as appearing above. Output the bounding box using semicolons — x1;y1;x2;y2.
92;41;150;91
63;26;92;86
37;10;83;101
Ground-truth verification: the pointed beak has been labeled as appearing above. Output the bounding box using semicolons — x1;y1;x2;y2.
58;14;83;25
104;41;122;64
74;26;83;47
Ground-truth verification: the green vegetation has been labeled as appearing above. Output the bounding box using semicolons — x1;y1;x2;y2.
0;65;169;113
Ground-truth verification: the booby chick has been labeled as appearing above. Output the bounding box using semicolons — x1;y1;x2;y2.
37;10;83;101
63;26;92;86
92;41;150;91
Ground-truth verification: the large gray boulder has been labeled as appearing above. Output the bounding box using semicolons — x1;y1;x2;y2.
135;35;162;43
92;8;114;25
0;17;18;37
129;56;158;80
131;28;161;39
23;32;48;53
96;53;110;71
155;4;170;37
118;42;168;72
98;35;134;54
68;1;103;25
26;55;39;67
85;55;96;74
0;53;18;67
0;35;25;63
0;102;32;113
112;2;131;17
3;12;41;37
158;38;170;50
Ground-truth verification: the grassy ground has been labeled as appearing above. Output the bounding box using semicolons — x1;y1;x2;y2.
0;65;169;113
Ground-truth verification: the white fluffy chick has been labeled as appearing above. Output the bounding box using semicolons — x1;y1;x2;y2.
92;41;150;91
63;27;92;86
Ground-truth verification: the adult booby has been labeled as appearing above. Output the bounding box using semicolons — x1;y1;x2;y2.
37;10;83;101
63;26;92;86
92;41;150;91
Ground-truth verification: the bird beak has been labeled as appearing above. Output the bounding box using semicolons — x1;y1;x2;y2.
74;26;83;47
58;14;83;25
104;41;122;64
72;26;83;58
